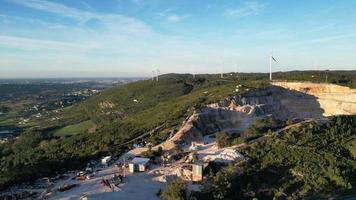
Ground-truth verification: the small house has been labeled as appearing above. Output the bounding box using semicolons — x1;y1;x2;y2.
128;157;150;173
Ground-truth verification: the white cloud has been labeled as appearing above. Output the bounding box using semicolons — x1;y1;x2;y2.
9;0;152;34
0;35;91;50
4;0;157;56
156;8;186;23
10;0;92;22
3;1;211;76
157;8;175;17
1;0;354;77
166;14;185;22
295;33;356;45
225;1;265;19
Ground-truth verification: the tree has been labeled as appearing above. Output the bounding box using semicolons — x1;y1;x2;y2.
348;139;356;159
161;178;186;200
286;118;293;126
202;164;240;200
216;132;231;148
12;131;43;153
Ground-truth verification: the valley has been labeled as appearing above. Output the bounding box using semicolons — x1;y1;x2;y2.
0;78;140;140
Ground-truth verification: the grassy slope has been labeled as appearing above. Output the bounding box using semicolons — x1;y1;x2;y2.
5;70;356;131
51;120;95;137
1;74;257;189
51;74;266;139
41;74;240;133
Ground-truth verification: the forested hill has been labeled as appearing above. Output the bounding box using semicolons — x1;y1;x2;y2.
32;70;356;130
0;71;355;190
193;115;356;199
0;73;251;189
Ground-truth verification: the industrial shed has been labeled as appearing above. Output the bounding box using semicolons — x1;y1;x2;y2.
129;157;150;173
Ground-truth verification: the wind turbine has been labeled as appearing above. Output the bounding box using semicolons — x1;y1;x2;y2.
151;70;155;81
156;68;160;82
269;50;278;81
235;63;240;77
220;58;224;78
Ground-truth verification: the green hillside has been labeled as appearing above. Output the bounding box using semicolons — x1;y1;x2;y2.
51;120;95;137
0;73;255;189
0;71;355;191
194;115;356;199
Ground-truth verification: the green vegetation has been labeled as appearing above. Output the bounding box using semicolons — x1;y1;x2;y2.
193;115;356;199
241;115;356;199
201;164;240;200
141;146;163;160
348;139;356;159
0;74;253;189
243;117;280;141
0;71;355;193
0;106;9;114
51;120;95;137
216;117;280;148
160;178;186;200
0;99;31;126
273;70;356;88
215;132;243;148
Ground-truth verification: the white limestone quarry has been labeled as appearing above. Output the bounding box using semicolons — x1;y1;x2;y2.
272;81;356;116
160;82;356;150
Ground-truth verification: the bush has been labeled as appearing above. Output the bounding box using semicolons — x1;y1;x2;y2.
243;117;279;140
216;132;244;148
141;146;164;160
160;178;186;200
216;132;231;148
201;164;240;200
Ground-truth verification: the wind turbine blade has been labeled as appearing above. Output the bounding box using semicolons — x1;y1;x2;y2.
272;56;277;62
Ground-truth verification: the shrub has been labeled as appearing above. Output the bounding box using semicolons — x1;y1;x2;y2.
160;178;186;200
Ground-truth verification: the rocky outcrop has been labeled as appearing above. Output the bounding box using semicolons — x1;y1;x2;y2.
272;81;356;116
160;82;356;150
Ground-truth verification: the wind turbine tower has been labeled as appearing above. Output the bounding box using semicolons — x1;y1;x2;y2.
151;70;155;81
269;50;277;81
156;68;160;82
269;51;272;81
220;59;224;78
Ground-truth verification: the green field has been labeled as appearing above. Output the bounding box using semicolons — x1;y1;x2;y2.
51;120;95;137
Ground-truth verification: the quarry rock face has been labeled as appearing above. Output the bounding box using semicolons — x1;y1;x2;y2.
272;81;356;116
162;82;356;149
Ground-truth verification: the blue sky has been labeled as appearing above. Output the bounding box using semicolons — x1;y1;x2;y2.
0;0;356;78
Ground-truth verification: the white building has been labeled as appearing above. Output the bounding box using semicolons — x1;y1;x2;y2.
128;157;150;173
